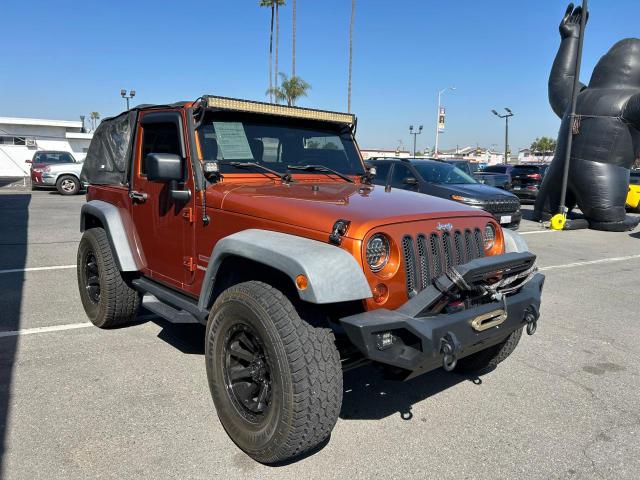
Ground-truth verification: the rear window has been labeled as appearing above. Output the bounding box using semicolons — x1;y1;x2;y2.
483;165;506;173
33;152;75;164
512;166;542;175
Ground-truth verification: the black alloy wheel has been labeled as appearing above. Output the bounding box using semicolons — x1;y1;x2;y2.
223;323;273;422
84;251;100;303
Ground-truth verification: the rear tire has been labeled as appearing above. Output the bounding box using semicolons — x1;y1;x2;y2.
56;175;80;195
77;228;140;328
206;281;342;464
454;327;523;374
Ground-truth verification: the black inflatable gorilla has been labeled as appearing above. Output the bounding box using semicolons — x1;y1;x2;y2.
534;4;640;231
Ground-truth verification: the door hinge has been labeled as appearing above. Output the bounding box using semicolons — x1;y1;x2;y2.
182;208;194;224
183;256;196;272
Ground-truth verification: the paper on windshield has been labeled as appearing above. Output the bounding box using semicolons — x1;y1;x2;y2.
212;122;254;160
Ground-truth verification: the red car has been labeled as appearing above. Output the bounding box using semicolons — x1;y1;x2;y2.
27;151;77;189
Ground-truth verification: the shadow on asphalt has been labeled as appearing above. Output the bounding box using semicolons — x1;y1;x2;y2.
148;319;481;424
0;194;30;473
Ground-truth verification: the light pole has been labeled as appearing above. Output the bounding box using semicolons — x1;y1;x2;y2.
409;125;423;157
434;86;455;158
120;89;136;110
491;108;514;164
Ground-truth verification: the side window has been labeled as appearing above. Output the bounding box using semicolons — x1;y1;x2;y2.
140;122;181;174
371;163;390;186
390;164;414;188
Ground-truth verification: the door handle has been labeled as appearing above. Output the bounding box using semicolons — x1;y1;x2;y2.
129;190;148;203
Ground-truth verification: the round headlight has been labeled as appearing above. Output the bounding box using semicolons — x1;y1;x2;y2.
366;234;390;272
484;223;496;252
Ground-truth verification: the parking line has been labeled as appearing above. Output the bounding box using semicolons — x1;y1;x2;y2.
539;254;640;271
0;322;93;338
0;265;76;275
0;314;159;338
519;230;553;235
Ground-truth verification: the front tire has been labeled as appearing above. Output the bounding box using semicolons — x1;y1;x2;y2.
56;175;80;195
77;228;140;328
206;281;342;464
454;327;523;374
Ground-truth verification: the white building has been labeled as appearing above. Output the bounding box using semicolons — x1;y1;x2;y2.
0;117;93;177
360;149;412;160
517;148;553;164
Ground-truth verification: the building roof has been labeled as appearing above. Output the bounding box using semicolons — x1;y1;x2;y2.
0;117;82;129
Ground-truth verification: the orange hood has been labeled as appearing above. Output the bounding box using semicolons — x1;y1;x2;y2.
207;180;490;239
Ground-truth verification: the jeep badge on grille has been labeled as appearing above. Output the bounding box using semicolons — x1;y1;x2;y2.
436;222;453;232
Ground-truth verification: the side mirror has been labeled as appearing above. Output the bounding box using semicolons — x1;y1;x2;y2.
403;176;418;186
146;153;191;203
146;153;182;182
25;160;32;164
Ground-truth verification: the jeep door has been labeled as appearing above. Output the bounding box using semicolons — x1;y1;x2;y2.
131;111;196;288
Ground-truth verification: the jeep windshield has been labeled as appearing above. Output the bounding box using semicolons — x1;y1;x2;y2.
197;112;364;178
413;162;477;185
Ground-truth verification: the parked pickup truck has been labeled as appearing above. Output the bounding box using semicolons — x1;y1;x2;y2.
443;159;512;190
77;96;543;464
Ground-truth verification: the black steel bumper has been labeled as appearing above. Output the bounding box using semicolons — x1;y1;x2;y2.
340;254;544;379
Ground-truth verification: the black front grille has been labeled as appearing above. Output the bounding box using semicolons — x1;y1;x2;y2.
402;228;484;298
484;197;520;214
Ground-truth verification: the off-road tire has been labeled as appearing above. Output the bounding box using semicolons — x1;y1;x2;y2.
56;175;80;195
454;327;523;374
77;228;140;328
206;281;342;464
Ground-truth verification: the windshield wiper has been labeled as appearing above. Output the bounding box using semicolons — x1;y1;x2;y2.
219;161;292;183
286;164;354;183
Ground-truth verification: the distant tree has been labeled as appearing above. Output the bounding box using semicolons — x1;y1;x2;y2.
266;73;311;106
90;112;100;130
530;136;557;154
260;0;285;101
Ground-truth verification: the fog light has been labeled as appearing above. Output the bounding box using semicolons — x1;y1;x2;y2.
376;331;394;350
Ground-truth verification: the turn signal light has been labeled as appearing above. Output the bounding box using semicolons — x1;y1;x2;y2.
295;275;308;290
372;283;389;304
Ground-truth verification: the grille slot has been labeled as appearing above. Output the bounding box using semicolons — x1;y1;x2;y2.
402;227;485;298
402;236;417;297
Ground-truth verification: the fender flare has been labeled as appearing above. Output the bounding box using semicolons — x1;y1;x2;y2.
198;229;373;308
80;200;138;271
502;228;529;253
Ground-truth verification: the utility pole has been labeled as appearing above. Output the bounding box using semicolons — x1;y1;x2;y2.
434;86;455;158
491;108;514;164
120;89;136;110
409;125;423;157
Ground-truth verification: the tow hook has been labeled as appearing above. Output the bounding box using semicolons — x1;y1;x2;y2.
524;307;539;336
440;332;460;371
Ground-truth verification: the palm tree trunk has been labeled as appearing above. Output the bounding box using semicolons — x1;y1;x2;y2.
269;5;274;102
275;3;280;91
292;0;296;77
348;0;355;112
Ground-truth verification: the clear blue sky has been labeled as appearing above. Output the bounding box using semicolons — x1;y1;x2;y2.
1;0;639;152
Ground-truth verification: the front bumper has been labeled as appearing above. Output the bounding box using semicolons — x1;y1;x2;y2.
341;255;543;379
489;210;521;229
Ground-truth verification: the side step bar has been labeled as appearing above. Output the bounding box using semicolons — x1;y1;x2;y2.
131;277;209;324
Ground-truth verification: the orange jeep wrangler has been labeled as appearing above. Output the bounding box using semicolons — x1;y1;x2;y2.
77;96;543;464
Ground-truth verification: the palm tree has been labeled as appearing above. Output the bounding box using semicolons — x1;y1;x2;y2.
260;0;285;102
266;73;311;106
291;0;297;77
275;0;285;92
347;0;356;112
90;112;100;131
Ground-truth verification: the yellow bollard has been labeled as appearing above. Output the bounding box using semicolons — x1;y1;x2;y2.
550;213;566;230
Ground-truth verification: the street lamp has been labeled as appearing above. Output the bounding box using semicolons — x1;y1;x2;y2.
434;86;455;158
409;125;423;157
491;108;514;164
120;89;136;110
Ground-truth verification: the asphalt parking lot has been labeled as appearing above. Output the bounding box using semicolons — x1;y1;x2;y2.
1;187;639;480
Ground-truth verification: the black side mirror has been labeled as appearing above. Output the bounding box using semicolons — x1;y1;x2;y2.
145;153;191;202
146;153;182;182
403;176;418;186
